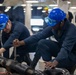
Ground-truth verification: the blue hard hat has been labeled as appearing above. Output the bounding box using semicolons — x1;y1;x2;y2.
0;14;9;30
45;8;66;26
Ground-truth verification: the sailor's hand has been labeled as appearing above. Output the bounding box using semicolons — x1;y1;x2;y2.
13;39;20;47
0;48;6;54
45;60;58;69
13;39;25;47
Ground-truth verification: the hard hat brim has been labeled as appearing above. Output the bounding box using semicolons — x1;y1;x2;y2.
45;17;57;27
0;22;6;30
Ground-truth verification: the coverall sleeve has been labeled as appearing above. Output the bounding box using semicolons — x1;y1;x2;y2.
3;26;22;49
55;28;76;62
2;32;9;45
24;26;53;45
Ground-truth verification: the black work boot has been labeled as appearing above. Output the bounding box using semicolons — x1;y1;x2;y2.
24;53;32;66
30;52;41;69
67;64;76;75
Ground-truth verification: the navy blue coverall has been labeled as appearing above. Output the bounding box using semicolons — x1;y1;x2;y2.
2;21;36;64
23;19;76;69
